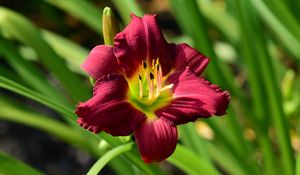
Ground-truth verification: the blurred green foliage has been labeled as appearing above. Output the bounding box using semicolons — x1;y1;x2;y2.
0;0;300;175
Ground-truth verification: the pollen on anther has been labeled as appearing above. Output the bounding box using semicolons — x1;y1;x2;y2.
142;60;147;69
150;72;154;80
148;72;155;99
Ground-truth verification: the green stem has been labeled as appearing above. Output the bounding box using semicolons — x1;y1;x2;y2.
87;142;134;175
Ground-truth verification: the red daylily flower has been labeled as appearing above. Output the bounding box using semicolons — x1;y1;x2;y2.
75;14;230;163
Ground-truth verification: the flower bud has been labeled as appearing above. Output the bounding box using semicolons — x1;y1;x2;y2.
102;7;119;46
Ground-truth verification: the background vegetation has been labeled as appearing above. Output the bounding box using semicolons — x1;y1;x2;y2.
0;0;300;175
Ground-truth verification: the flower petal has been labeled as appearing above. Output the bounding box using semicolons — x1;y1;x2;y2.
114;14;174;78
81;45;120;80
134;119;178;163
174;43;210;75
75;74;146;136
155;68;230;125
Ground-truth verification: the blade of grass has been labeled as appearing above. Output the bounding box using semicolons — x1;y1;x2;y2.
87;142;134;175
235;1;294;174
111;0;143;23
0;64;25;85
168;145;219;175
0;76;74;119
178;123;210;161
41;30;88;75
0;152;44;175
234;1;276;175
0;97;97;154
0;36;69;105
262;0;300;43
250;0;300;61
196;0;239;44
44;0;101;33
0;7;89;102
296;153;300;175
207;143;248;175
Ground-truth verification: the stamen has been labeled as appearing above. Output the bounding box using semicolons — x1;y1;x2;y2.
148;72;155;99
152;59;155;70
160;84;174;92
138;74;143;98
156;63;162;96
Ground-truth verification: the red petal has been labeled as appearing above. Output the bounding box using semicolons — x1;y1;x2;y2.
81;45;120;80
114;14;174;78
174;43;210;75
75;74;146;136
156;68;230;125
134;119;178;163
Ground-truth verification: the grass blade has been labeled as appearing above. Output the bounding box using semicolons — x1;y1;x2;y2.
0;152;45;175
168;145;219;175
0;76;74;119
235;0;294;174
0;7;89;101
250;0;300;61
111;0;143;23
0;36;69;104
0;96;96;154
87;142;134;175
44;0;101;33
41;30;88;75
196;0;239;44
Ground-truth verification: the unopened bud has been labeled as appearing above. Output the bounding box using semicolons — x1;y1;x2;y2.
102;7;119;46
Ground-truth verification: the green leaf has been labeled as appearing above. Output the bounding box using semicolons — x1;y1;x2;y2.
0;35;69;104
111;0;143;23
0;96;97;154
250;0;300;61
196;0;239;44
87;142;134;175
44;0;101;33
168;145;219;175
262;0;300;43
41;30;88;75
0;76;74;119
0;152;44;175
179;123;210;160
0;65;25;85
296;153;300;175
235;1;294;174
0;7;89;102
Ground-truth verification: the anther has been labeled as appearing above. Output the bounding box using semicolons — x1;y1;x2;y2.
142;60;147;69
148;72;155;99
150;72;154;80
